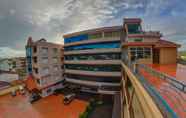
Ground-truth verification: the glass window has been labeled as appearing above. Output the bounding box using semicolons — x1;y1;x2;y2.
41;57;48;64
88;33;102;39
128;38;143;42
53;48;58;53
64;42;120;51
64;34;88;43
33;57;37;63
34;68;38;74
41;47;48;55
54;66;58;71
65;64;121;72
129;47;151;61
33;46;37;53
53;57;58;63
65;53;121;60
41;67;49;76
104;31;120;38
66;74;120;83
127;24;141;34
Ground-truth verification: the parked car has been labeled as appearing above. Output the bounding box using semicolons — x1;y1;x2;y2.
29;92;41;103
29;89;41;103
63;93;76;105
19;86;25;95
11;90;16;97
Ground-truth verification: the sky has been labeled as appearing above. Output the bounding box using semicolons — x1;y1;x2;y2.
0;0;186;58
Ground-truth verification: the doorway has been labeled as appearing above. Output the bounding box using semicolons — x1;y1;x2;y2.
153;49;160;64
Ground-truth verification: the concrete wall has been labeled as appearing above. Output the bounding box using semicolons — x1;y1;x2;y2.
159;48;177;64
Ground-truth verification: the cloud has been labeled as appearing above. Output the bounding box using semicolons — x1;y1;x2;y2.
0;47;25;58
0;0;186;58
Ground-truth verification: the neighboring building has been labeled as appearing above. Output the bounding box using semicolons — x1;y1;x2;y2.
0;58;14;71
0;57;26;79
25;37;64;97
0;70;19;83
12;57;26;71
63;26;123;94
122;18;180;65
12;57;26;79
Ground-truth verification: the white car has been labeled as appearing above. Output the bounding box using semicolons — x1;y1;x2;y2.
63;93;76;105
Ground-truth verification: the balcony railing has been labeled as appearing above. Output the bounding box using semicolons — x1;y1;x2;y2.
121;60;179;118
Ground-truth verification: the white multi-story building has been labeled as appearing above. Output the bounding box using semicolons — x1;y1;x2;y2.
26;37;64;97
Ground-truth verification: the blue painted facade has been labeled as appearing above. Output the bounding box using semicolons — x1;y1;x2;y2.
64;34;88;43
26;47;32;74
65;41;120;51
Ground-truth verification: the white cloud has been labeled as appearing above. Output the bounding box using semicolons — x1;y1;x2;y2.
0;47;25;58
9;9;16;15
0;0;186;58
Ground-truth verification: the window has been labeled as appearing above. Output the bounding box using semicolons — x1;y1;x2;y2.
41;67;49;76
53;57;58;63
53;48;58;53
144;48;151;58
54;66;58;71
64;34;88;43
66;74;120;83
33;46;37;53
36;79;40;85
127;24;141;34
33;56;37;63
41;47;48;54
129;47;151;61
88;33;102;39
104;31;120;38
128;38;143;42
66;64;121;72
65;53;121;60
34;68;38;74
64;42;120;51
42;57;48;64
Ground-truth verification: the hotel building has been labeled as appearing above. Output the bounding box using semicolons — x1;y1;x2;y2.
25;37;64;97
63;26;123;94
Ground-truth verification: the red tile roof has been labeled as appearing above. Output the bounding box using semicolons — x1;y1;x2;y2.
154;39;181;48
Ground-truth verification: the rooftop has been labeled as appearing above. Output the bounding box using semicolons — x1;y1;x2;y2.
139;64;186;117
63;26;123;38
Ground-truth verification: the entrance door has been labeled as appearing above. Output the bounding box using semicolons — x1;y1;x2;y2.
153;49;160;64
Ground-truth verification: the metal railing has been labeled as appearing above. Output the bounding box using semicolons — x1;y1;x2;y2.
138;64;186;93
121;59;179;117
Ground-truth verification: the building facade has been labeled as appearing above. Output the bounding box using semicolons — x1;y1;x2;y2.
122;18;180;65
63;26;123;94
26;37;64;97
120;18;180;118
0;59;14;71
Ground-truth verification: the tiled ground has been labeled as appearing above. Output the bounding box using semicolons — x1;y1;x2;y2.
0;94;87;118
139;64;186;118
148;64;186;83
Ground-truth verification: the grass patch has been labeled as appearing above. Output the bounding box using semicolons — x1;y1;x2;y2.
79;99;104;118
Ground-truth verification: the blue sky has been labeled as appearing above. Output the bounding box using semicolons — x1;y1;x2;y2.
0;0;186;58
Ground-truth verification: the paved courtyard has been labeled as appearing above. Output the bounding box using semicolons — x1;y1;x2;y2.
0;94;87;118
